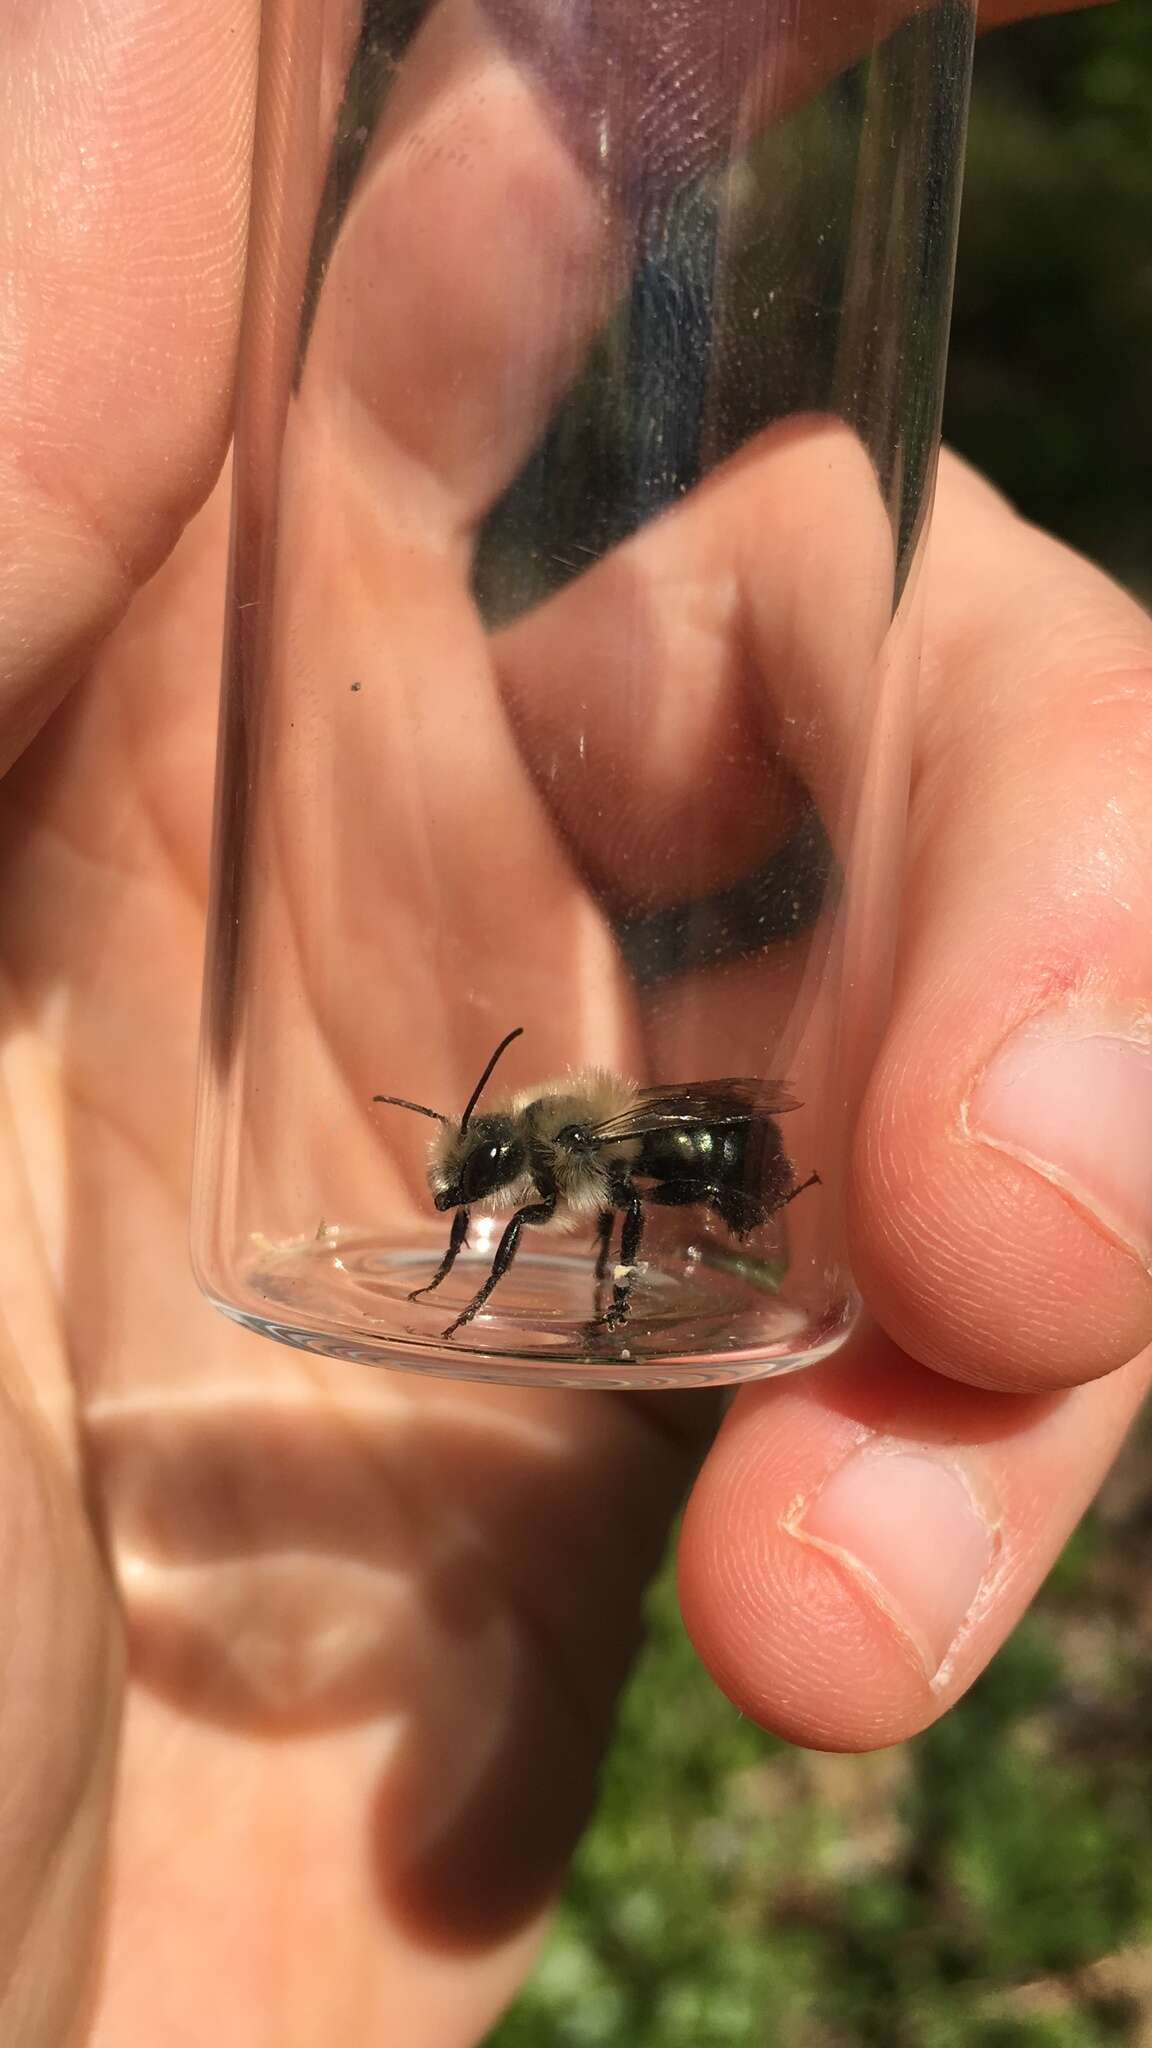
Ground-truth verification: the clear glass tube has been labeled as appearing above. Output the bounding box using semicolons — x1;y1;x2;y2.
192;0;976;1389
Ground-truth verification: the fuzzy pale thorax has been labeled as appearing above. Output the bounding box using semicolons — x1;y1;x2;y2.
426;1073;638;1220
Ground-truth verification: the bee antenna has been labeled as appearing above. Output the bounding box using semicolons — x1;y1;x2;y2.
460;1026;524;1130
372;1094;449;1125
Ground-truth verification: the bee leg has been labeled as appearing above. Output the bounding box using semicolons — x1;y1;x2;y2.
442;1195;556;1338
783;1170;821;1205
714;1186;763;1239
409;1205;470;1301
643;1175;757;1238
593;1209;616;1282
590;1207;617;1320
644;1178;711;1211
601;1186;646;1331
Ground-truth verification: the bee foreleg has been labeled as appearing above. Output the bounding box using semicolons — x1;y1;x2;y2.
409;1205;471;1301
442;1195;556;1338
784;1170;821;1205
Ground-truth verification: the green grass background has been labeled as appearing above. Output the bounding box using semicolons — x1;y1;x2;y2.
490;1444;1152;2047
488;11;1152;2044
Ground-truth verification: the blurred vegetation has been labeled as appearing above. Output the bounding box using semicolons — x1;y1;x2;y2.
490;1424;1152;2048
947;6;1152;596
487;12;1152;2046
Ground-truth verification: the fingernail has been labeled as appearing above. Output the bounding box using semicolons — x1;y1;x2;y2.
790;1447;1000;1680
967;1011;1152;1270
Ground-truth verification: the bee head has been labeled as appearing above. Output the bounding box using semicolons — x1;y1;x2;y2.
374;1026;528;1210
431;1114;527;1211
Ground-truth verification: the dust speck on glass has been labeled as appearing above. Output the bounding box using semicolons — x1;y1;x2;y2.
192;0;976;1389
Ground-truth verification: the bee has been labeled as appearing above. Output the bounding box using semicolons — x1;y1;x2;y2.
374;1027;819;1339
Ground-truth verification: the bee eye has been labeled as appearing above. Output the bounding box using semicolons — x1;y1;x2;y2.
459;1140;508;1203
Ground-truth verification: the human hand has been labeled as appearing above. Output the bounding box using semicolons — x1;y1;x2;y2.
3;5;1150;2047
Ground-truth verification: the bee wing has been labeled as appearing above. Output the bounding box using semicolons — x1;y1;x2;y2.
588;1080;800;1142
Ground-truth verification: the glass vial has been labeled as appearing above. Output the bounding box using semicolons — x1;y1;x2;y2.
192;0;976;1389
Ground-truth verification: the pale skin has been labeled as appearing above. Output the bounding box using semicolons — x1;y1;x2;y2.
3;2;1151;2044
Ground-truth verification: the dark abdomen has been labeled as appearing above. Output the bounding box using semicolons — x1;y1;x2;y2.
635;1117;792;1233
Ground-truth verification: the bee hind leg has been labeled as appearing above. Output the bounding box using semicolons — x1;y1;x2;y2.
590;1207;617;1321
713;1186;764;1239
595;1185;645;1332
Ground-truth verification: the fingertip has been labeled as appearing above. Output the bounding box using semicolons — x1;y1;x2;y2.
676;1336;1150;1753
851;976;1152;1393
678;1350;978;1749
